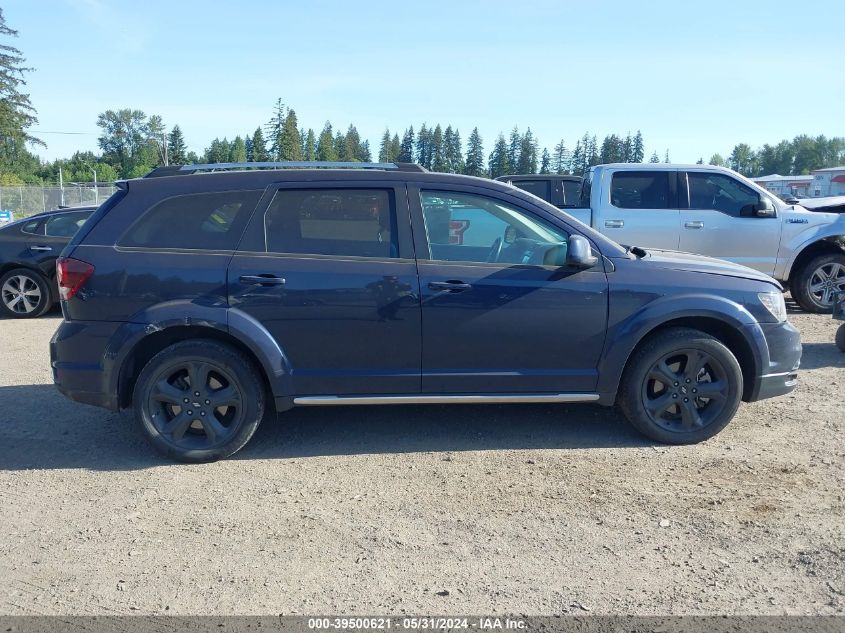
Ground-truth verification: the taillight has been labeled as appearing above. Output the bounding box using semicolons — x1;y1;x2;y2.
56;257;94;300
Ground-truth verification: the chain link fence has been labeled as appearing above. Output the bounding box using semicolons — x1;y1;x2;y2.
0;185;118;220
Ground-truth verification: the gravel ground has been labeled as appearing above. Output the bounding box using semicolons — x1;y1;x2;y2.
0;307;843;615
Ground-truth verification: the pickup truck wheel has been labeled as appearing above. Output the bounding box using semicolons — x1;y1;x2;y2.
133;340;266;463
791;253;845;313
0;268;52;318
618;328;742;445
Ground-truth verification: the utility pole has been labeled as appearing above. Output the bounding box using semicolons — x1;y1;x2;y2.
59;166;65;207
92;167;98;205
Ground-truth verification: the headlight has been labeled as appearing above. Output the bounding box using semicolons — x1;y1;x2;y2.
758;291;787;322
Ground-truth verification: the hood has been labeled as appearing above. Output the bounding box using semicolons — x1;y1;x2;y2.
635;248;781;287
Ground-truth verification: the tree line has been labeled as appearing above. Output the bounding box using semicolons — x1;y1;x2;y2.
1;9;843;187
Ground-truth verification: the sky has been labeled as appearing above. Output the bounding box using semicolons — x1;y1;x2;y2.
6;0;845;164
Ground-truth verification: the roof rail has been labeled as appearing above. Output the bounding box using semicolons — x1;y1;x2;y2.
144;161;428;178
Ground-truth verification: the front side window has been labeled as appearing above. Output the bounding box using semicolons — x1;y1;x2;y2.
264;189;396;258
120;190;262;249
44;211;92;238
611;171;672;209
420;191;569;266
687;173;760;216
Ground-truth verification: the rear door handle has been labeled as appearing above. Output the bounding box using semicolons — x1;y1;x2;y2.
684;221;704;229
29;245;52;252
428;281;472;293
605;220;624;228
239;274;286;286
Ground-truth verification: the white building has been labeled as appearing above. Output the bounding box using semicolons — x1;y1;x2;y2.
750;174;813;199
809;166;845;197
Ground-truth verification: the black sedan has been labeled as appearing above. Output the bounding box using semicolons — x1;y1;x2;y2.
0;206;95;318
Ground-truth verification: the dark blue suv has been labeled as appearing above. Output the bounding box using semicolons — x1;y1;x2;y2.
51;162;802;462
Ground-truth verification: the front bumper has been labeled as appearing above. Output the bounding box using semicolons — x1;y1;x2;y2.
745;319;801;402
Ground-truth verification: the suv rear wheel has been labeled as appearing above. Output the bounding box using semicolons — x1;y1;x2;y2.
133;340;266;462
0;268;52;318
791;252;845;313
618;328;743;444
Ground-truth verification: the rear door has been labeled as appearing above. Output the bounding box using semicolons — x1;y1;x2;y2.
228;181;422;396
600;169;680;250
679;171;782;274
25;210;93;278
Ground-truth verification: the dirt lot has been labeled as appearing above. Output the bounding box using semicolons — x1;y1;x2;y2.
0;307;843;616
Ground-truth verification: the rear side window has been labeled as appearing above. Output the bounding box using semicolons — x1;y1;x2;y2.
611;171;672;209
511;180;551;203
264;189;397;258
21;219;43;235
120;190;262;250
44;211;92;238
562;180;581;206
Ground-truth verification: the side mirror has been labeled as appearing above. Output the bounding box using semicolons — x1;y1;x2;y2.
566;235;599;269
754;197;776;218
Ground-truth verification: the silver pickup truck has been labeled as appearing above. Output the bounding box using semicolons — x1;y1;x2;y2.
558;164;845;312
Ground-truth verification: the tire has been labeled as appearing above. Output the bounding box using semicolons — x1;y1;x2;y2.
133;339;266;463
791;253;845;313
836;324;845;353
618;327;743;445
0;268;52;318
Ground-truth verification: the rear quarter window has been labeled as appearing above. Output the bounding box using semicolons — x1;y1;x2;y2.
119;190;262;250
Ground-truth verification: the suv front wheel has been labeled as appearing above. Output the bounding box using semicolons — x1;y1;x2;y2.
133;339;266;462
618;328;743;444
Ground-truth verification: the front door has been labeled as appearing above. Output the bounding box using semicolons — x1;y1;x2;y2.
602;169;680;250
679;171;782;275
409;185;609;394
228;182;422;396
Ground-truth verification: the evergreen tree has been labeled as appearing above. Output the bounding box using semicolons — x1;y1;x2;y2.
333;130;346;160
0;9;42;155
343;124;362;161
517;128;539;173
540;148;551;174
569;140;584;175
622;133;633;162
696;157;704;165
316;122;336;161
358;140;372;162
278;109;302;161
631;131;645;162
399;126;415;163
600;134;624;164
587;135;600;168
443;126;463;173
265;98;286;160
167;124;187;164
304;128;316;161
244;133;254;161
431;124;446;172
648;151;660;163
664;149;670;163
488;133;511;179
464;127;485;177
204;137;231;164
728;143;756;175
552;139;569;174
378;128;392;162
229;136;247;162
390;133;401;164
416;124;431;169
507;126;521;171
251;127;268;162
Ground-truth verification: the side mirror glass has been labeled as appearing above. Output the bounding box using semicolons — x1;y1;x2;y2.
755;197;776;218
566;235;599;269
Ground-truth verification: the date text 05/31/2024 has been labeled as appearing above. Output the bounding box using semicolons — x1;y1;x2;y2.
307;617;527;630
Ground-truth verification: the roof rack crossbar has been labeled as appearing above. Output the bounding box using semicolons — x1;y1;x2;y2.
145;161;427;178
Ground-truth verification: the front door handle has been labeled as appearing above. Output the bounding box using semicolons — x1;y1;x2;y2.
428;280;472;293
605;219;624;229
29;245;52;252
239;274;286;286
684;221;704;229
